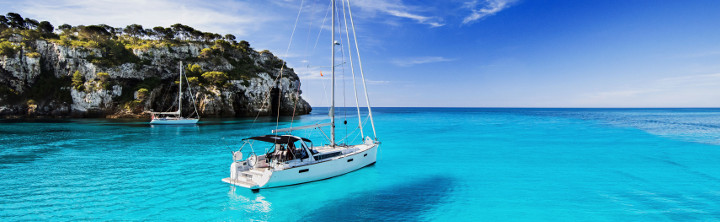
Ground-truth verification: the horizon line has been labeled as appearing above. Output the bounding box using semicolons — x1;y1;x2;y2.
310;106;720;109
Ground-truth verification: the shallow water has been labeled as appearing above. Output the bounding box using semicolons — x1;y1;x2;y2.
2;108;720;221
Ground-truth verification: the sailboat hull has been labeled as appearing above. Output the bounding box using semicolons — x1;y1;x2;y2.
264;144;378;188
150;118;199;125
224;143;378;189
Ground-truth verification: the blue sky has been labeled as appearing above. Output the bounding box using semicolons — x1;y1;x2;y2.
3;0;720;107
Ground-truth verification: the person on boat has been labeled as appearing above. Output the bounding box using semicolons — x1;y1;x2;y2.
287;142;299;160
289;142;308;160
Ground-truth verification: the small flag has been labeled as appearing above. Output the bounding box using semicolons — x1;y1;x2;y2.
320;71;323;77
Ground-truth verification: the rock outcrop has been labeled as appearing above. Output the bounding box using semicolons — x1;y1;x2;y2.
0;38;311;118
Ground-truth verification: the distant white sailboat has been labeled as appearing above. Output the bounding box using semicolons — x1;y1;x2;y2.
223;0;379;190
150;61;200;125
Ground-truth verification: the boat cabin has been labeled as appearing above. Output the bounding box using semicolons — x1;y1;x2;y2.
244;135;318;164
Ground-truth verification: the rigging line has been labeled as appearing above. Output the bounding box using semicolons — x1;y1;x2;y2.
294;0;318;126
182;65;200;118
247;61;300;151
349;115;370;143
347;0;377;140
312;2;332;59
315;1;333;108
337;115;367;144
344;115;369;144
335;115;363;144
302;0;316;66
275;0;306;134
302;0;321;69
289;80;300;133
341;0;364;138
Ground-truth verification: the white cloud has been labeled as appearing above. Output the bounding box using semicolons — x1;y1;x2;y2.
462;0;516;24
583;73;720;107
13;0;274;37
296;65;327;80
391;56;454;67
366;79;390;85
350;0;444;27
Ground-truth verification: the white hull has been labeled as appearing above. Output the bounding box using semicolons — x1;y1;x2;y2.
150;118;199;125
224;143;378;189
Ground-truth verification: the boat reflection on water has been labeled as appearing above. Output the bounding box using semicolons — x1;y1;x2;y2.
224;175;453;221
149;124;200;136
227;186;272;213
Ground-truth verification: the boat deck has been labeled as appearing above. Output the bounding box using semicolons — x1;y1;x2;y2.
222;177;258;188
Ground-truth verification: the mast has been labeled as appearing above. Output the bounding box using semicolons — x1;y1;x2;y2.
178;61;183;116
331;0;336;146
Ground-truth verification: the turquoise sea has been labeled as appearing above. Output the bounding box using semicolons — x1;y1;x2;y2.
2;108;720;221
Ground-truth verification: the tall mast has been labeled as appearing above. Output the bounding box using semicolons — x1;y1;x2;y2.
331;0;336;146
178;61;183;116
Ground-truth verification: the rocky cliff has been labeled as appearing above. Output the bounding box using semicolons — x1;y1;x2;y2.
0;37;311;118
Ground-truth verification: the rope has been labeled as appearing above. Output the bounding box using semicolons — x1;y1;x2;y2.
341;0;364;138
246;0;306;144
275;0;307;135
184;70;200;118
289;80;300;134
311;2;333;112
346;0;377;140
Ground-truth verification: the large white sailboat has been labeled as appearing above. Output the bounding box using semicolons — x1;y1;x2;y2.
223;0;379;190
150;62;200;125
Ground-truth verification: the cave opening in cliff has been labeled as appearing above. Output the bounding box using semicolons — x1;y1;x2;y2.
270;86;280;116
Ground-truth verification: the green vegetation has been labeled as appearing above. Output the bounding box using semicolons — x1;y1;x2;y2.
71;71;84;90
88;40;139;67
96;72;111;89
201;71;229;87
1;12;258;69
0;40;18;56
186;63;203;76
199;47;214;58
96;72;109;82
187;76;199;85
136;88;149;101
0;12;302;114
25;51;40;58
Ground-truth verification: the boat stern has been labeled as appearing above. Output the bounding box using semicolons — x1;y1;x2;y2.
224;161;271;189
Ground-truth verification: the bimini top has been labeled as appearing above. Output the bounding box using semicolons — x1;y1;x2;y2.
244;135;312;144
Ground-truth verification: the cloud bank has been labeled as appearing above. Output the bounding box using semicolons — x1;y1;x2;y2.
391;56;454;67
462;0;516;24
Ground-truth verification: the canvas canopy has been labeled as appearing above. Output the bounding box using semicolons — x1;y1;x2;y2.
244;135;312;144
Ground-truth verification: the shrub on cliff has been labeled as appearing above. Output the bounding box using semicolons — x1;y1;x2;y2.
96;72;109;82
25;51;39;58
199;47;214;58
185;64;203;77
71;71;84;91
0;40;18;56
213;39;231;53
97;72;112;89
187;77;199;85
201;71;229;87
89;40;140;67
136;88;149;101
237;40;250;52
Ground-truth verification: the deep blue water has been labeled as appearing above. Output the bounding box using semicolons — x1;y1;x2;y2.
2;108;720;221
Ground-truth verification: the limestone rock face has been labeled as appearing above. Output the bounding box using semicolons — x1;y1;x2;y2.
0;39;311;118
